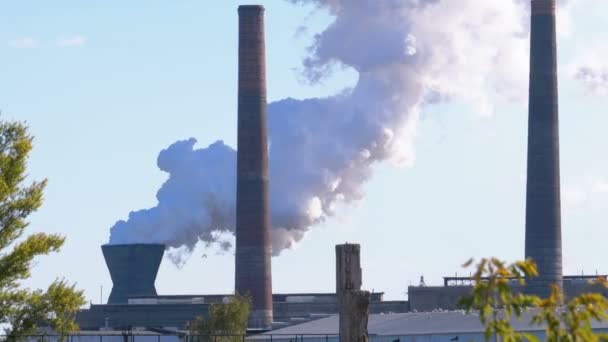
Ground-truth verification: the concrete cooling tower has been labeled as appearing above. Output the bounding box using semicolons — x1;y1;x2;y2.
102;244;165;304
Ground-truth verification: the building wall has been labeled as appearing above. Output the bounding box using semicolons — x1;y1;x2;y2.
408;286;471;312
77;279;606;330
130;292;385;305
76;304;210;330
76;300;408;331
273;301;408;322
408;280;608;311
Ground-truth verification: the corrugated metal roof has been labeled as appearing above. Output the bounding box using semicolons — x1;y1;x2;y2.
265;311;608;336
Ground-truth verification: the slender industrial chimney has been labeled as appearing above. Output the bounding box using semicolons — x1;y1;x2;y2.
525;0;562;297
235;4;273;330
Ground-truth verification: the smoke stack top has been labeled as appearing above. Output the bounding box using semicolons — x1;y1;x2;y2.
238;5;266;98
531;0;556;15
525;0;562;297
238;5;264;12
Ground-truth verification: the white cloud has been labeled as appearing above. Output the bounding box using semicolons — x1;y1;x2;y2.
563;176;608;211
556;4;573;38
8;37;36;48
568;44;608;97
56;35;86;47
563;185;588;211
560;0;608;97
574;65;608;97
592;178;608;194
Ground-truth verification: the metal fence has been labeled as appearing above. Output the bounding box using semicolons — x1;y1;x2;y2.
0;335;343;342
0;335;490;342
0;334;495;342
188;335;340;342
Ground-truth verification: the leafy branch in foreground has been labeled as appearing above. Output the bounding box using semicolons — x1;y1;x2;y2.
532;281;608;342
459;258;540;342
460;258;608;342
0;118;85;335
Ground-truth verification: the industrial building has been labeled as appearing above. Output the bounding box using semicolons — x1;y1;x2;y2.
256;311;608;341
76;242;604;330
76;292;406;331
30;310;608;342
76;242;406;330
407;275;608;312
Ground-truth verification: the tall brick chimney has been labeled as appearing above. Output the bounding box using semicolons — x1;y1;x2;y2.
525;0;563;297
235;5;273;330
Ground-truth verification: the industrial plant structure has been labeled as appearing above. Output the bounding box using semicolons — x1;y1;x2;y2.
75;5;405;332
78;241;405;330
235;4;273;331
525;0;563;298
73;0;606;335
404;0;605;309
102;244;164;304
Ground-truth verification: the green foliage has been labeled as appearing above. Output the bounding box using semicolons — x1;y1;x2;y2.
0;118;86;336
188;295;251;342
459;258;541;342
531;282;608;342
461;258;608;342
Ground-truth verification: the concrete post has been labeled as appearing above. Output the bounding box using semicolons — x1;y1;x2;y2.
336;244;370;342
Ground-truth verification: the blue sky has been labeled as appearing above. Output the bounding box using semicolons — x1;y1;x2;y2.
1;0;607;303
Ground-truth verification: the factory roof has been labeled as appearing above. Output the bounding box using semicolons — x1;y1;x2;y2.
129;292;384;299
264;311;608;336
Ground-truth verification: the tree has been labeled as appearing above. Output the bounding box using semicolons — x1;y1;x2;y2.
188;295;251;342
0;118;85;336
460;258;608;342
532;283;608;342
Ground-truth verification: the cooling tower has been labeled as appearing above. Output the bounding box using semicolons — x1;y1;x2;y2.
524;0;563;297
234;4;273;330
102;244;165;304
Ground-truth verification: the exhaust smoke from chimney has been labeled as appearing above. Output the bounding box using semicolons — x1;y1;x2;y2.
109;1;542;265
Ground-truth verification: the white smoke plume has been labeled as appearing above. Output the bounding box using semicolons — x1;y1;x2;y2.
562;0;608;97
575;66;608;97
573;54;608;97
109;0;535;262
564;34;608;97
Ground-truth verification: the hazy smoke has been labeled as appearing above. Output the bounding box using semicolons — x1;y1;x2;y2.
567;38;608;97
109;0;533;262
574;65;608;97
109;140;237;254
